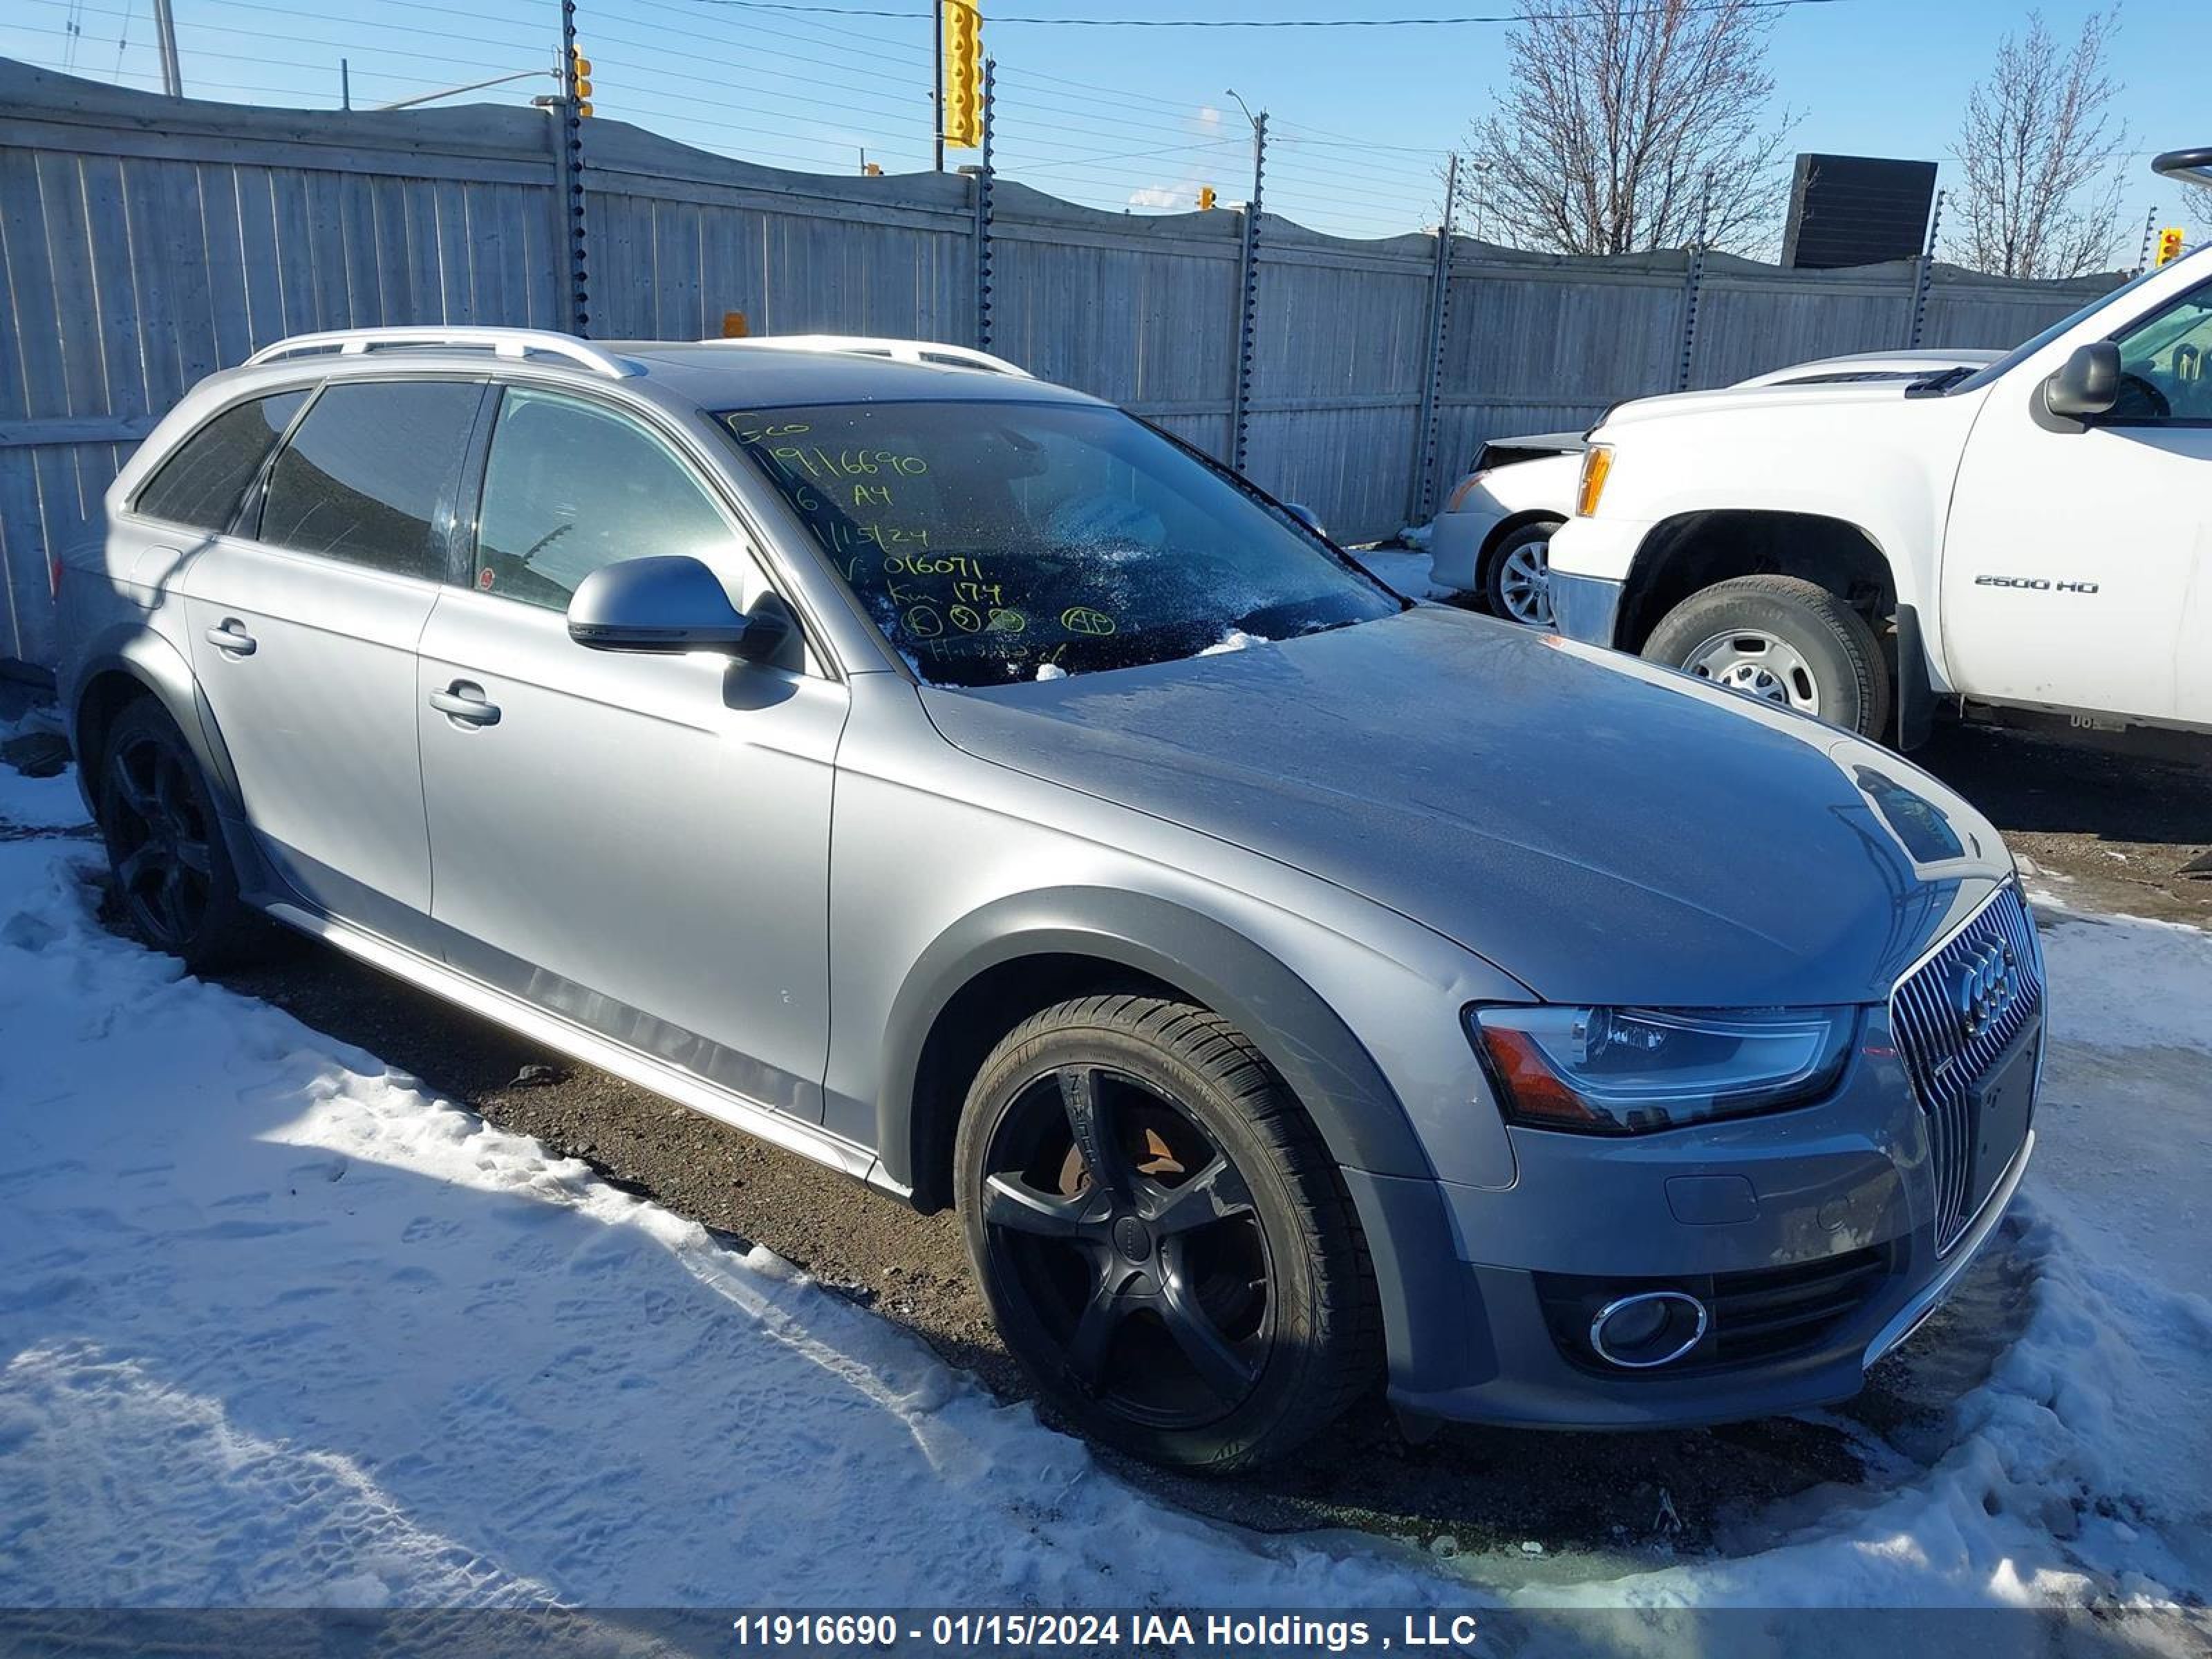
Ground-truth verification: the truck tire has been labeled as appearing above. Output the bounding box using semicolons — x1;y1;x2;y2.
955;993;1380;1472
1642;575;1891;737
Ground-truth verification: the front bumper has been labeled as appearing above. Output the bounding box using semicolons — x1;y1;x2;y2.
1426;506;1505;594
1369;1009;2041;1431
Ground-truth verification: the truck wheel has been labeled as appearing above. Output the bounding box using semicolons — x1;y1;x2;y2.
1484;521;1560;628
955;993;1379;1472
94;699;260;971
1643;575;1891;737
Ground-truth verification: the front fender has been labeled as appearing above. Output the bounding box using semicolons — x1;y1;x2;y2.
876;887;1485;1402
876;886;1436;1192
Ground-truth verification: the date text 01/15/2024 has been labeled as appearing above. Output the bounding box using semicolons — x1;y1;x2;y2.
727;1612;1487;1652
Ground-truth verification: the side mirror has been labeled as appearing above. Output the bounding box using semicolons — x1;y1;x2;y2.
1284;502;1328;538
568;555;792;663
2043;340;2120;420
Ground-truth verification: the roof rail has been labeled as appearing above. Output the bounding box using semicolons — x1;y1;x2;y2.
704;334;1031;378
245;327;642;379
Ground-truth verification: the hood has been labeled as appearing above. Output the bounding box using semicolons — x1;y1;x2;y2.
920;608;2008;1007
1604;381;1931;431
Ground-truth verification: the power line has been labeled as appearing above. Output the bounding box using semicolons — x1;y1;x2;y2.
679;0;1847;24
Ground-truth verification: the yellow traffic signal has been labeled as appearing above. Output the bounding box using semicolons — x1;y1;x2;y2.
2156;226;2185;266
570;46;593;115
941;0;982;148
1197;185;1217;210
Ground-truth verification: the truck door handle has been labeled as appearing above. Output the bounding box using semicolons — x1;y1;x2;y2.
205;620;256;656
429;682;501;727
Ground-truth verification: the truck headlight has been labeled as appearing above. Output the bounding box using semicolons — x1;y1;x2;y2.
1575;444;1613;516
1469;1005;1855;1134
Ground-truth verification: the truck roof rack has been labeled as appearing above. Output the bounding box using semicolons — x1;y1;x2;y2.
702;335;1031;378
2152;148;2212;190
245;327;642;379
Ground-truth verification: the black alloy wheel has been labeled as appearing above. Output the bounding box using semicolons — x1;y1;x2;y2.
957;995;1378;1471
96;700;256;969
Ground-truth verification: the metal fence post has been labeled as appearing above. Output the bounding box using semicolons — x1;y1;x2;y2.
555;0;591;334
1406;151;1459;529
1906;188;1944;348
1229;111;1267;474
973;58;995;351
1675;243;1706;392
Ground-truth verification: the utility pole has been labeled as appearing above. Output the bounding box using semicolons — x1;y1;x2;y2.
932;1;945;172
966;59;996;350
151;0;182;95
340;58;351;111
2135;207;2160;275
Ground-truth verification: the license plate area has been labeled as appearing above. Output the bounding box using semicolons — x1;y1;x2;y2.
1968;1024;2040;1217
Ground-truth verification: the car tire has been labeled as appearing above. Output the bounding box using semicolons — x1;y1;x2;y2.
1642;574;1891;737
1483;520;1560;628
955;993;1380;1472
95;698;261;971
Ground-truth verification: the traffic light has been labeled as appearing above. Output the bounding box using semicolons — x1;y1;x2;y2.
569;44;593;118
2156;226;2185;267
941;0;982;148
1197;185;1216;210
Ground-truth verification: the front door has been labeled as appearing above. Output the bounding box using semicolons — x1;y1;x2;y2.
183;377;486;930
1942;278;2212;729
415;386;846;1119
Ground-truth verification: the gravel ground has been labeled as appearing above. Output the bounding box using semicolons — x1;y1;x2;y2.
19;706;2209;1564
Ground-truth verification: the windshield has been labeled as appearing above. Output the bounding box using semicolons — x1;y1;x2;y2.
1946;267;2159;393
718;400;1402;686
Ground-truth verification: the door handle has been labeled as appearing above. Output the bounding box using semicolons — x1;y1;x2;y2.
429;682;501;727
205;620;256;657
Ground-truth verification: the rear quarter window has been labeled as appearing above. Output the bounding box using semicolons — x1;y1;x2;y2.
133;391;309;531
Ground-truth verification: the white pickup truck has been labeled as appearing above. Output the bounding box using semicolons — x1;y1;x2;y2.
1548;147;2212;747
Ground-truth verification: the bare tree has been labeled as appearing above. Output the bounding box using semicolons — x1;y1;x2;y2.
1951;9;2129;279
1452;0;1797;255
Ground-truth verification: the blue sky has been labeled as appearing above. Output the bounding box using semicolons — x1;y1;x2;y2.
2;0;2197;256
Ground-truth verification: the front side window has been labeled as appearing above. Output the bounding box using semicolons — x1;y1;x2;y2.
2108;285;2212;422
474;389;735;610
718;400;1400;685
134;390;308;531
258;380;482;578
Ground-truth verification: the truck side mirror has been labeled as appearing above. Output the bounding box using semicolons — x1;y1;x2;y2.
2042;341;2121;420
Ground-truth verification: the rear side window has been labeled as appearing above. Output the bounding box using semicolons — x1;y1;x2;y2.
474;388;733;610
133;390;308;531
259;380;482;578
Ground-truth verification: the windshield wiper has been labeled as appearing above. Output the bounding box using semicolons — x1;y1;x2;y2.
1905;366;1976;397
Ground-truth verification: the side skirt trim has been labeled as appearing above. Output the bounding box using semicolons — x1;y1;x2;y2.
263;901;910;1202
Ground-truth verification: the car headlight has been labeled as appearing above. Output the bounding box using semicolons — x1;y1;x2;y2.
1468;1005;1855;1135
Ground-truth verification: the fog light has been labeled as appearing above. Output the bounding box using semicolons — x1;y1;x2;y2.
1589;1290;1708;1369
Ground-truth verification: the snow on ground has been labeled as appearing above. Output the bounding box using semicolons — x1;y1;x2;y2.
1;749;2208;1620
1351;545;1454;603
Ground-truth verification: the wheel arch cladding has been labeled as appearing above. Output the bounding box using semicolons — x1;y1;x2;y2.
884;890;1438;1212
71;632;261;890
883;890;1478;1400
1618;509;1895;653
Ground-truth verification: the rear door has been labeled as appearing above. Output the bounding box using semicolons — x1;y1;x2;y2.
183;377;487;932
415;385;846;1120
